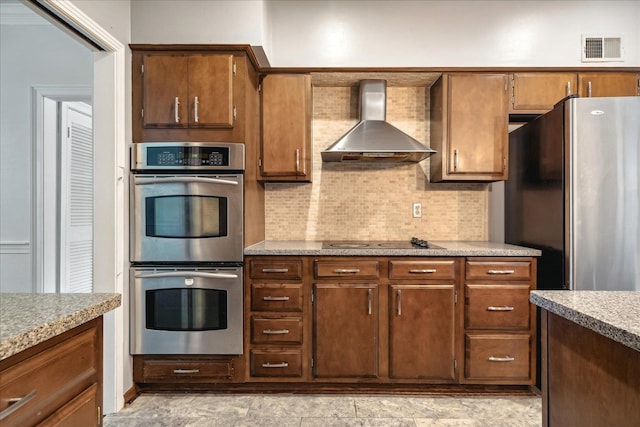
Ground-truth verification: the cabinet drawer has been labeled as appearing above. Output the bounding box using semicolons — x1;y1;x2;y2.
0;327;98;427
249;259;302;280
250;349;302;377
466;259;532;281
251;283;303;312
314;260;380;279
389;259;456;280
465;334;531;381
136;358;234;383
38;384;98;427
465;284;531;330
251;317;303;344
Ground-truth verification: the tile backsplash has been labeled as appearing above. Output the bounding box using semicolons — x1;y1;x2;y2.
264;85;489;241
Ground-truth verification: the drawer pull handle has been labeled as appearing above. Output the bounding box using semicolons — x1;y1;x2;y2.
487;306;515;311
262;329;290;335
263;296;290;301
409;269;437;274
261;268;289;273
262;362;289;368
173;369;200;374
488;356;515;362
487;269;515;275
0;390;37;421
334;269;361;274
397;289;402;316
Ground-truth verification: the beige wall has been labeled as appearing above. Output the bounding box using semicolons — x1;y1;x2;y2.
265;86;488;241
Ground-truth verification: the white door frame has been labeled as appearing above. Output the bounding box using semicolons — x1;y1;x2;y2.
31;0;127;414
32;86;92;294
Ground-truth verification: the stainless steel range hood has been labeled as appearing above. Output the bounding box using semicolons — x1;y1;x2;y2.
321;79;436;162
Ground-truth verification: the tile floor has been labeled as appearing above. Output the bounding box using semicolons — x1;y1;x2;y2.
103;393;542;426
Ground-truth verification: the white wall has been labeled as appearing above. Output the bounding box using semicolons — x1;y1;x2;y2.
128;0;640;67
131;0;265;45
0;19;93;292
264;0;640;67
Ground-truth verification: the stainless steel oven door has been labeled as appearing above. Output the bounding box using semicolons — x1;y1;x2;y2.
130;267;243;355
130;174;243;263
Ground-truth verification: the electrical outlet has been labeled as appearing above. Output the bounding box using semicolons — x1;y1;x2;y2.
412;202;422;218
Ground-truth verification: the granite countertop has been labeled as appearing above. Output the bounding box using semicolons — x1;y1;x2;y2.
0;293;121;361
244;240;541;257
530;290;640;352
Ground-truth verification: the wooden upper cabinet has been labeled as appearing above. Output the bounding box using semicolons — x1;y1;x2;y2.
430;73;509;182
142;53;234;128
578;72;640;97
510;72;577;113
260;74;312;182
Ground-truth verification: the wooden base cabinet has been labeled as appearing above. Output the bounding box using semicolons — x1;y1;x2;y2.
388;259;460;381
313;283;380;378
245;257;307;381
0;318;103;427
462;258;536;385
389;284;457;380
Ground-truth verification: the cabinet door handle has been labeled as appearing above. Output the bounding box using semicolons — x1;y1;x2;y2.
488;356;515;362
263;296;290;301
487;306;515;311
0;390;37;421
262;329;290;335
295;148;300;173
453;149;459;171
262;362;289;368
333;269;360;274
367;289;372;315
397;289;402;316
487;269;515;275
566;81;572;95
174;97;180;123
587;81;592;97
194;96;199;123
261;268;289;273
173;369;200;374
409;269;437;274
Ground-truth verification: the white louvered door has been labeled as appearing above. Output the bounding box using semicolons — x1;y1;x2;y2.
59;102;93;293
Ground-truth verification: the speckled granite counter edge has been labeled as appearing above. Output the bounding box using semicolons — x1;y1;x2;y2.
0;294;121;360
244;247;541;257
530;292;640;352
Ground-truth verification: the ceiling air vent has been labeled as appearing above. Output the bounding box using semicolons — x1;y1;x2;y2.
582;35;623;62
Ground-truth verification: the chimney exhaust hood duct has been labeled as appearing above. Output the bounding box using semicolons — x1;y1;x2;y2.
321;79;436;163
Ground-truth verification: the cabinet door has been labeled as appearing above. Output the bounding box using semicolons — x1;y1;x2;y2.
431;73;508;182
578;72;640;97
389;284;456;380
511;72;577;112
447;74;508;178
142;54;189;128
261;74;312;181
313;284;378;378
188;54;234;127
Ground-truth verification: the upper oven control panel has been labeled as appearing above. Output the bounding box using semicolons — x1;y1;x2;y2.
131;142;245;171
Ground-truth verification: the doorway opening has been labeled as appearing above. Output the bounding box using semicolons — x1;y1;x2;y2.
34;87;93;293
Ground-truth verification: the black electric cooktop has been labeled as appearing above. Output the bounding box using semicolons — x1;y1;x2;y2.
322;238;441;249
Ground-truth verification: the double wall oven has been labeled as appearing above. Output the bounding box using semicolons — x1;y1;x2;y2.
130;142;244;355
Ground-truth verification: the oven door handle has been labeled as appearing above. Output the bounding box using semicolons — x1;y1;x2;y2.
135;272;239;279
134;177;239;185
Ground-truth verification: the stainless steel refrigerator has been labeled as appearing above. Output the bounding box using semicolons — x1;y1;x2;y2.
505;95;640;292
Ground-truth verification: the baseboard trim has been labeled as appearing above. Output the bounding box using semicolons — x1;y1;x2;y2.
123;385;139;404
